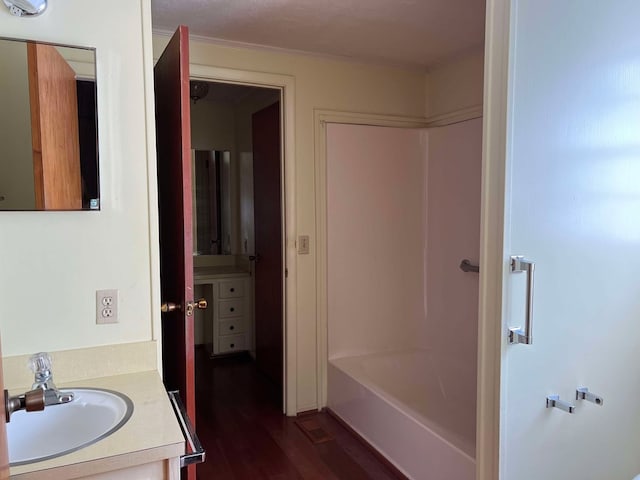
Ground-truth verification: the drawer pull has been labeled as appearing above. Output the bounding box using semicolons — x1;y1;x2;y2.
230;288;235;293
229;326;234;331
230;307;235;312
230;343;235;348
168;390;205;468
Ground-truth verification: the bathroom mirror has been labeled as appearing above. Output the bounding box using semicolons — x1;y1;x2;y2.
193;150;232;255
0;37;99;211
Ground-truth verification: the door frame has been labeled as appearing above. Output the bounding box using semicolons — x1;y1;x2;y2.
188;64;297;416
314;108;481;410
477;0;512;478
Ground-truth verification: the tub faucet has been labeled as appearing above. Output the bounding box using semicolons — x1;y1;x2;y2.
29;352;74;406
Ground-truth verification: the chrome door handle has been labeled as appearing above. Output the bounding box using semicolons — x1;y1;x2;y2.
509;255;535;345
168;390;205;467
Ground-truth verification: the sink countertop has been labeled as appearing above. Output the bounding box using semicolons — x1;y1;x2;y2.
10;370;184;479
194;265;250;280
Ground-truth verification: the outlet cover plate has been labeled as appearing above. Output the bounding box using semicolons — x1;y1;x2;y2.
96;289;118;324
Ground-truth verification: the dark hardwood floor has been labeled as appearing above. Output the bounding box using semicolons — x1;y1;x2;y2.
194;347;400;480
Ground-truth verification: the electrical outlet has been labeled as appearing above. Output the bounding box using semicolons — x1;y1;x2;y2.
298;235;310;255
96;289;118;324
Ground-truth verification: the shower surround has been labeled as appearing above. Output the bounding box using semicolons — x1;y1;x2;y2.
326;119;482;479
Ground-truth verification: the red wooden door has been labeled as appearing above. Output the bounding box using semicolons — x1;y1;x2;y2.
252;101;283;397
154;26;197;480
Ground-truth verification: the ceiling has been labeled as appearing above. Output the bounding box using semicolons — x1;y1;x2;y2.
151;0;486;70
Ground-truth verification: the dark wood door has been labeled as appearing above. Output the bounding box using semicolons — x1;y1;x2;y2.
252;101;283;396
154;26;196;480
28;42;82;210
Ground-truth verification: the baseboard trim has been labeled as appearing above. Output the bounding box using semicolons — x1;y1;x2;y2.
297;408;321;417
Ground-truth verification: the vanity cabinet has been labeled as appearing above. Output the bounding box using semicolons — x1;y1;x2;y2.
12;454;179;480
74;458;179;480
194;269;252;356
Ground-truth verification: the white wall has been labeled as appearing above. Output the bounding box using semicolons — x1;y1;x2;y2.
153;34;428;410
426;48;484;118
0;40;35;210
0;0;157;356
191;100;235;151
327;124;428;358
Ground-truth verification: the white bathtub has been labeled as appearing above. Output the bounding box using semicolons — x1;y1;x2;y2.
327;349;475;480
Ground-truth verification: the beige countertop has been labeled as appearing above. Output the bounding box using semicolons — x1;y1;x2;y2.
194;265;251;280
10;370;184;479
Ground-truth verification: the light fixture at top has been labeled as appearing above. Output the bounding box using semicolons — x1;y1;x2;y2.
3;0;47;17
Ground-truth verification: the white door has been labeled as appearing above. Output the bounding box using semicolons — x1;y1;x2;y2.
491;0;640;479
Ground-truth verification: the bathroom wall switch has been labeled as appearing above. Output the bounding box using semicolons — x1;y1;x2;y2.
96;289;118;324
298;235;310;255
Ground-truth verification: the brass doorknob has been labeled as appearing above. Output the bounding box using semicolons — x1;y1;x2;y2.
162;299;206;315
161;302;180;313
185;298;208;316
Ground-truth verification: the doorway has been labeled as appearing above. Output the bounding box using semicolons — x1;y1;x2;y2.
189;80;287;416
154;30;298;480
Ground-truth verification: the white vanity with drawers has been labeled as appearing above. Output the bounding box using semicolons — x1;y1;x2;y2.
193;267;253;356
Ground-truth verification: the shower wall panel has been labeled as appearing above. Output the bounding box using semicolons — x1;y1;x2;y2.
426;118;482;405
326;124;429;358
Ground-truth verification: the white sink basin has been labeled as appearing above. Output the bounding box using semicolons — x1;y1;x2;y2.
7;388;133;466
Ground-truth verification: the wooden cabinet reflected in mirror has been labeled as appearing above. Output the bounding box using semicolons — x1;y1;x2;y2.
0;38;98;211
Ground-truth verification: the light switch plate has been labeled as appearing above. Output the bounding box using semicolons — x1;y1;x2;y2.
298;235;310;255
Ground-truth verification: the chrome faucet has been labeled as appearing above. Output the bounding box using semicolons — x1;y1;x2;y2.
29;352;74;406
